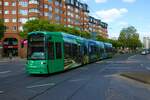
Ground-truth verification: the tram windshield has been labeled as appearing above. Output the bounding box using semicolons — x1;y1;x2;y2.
27;34;46;60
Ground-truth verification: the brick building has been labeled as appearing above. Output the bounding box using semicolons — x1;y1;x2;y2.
88;16;108;39
0;0;108;58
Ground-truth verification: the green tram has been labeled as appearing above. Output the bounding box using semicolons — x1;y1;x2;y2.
26;31;113;74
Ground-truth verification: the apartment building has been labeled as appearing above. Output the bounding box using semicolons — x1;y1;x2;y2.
100;21;108;38
65;0;89;31
0;0;66;57
0;0;108;57
88;16;108;38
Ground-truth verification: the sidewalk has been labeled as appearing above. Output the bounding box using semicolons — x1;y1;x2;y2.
0;57;26;62
120;72;150;85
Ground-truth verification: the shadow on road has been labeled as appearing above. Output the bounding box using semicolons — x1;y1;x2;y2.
120;72;150;85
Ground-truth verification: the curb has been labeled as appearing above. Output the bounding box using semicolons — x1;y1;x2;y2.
120;73;150;85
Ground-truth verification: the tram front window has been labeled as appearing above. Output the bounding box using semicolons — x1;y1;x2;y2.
28;34;46;60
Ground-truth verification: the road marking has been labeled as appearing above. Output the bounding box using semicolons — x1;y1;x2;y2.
0;61;8;63
80;67;88;70
69;79;87;82
128;55;137;60
146;67;150;70
0;71;11;74
26;83;55;89
0;91;4;94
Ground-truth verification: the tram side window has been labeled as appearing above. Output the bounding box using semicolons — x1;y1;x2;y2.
48;42;54;60
84;46;88;55
64;42;72;59
72;44;78;58
100;47;104;53
56;42;62;59
91;45;97;54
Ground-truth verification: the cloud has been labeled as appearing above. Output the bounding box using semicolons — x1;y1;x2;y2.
118;21;129;28
94;8;128;23
122;0;136;3
95;0;107;3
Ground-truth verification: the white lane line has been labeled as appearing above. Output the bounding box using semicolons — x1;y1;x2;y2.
0;71;11;74
69;79;87;82
128;55;137;60
0;91;4;94
26;83;55;89
0;61;8;63
80;67;88;70
146;67;150;70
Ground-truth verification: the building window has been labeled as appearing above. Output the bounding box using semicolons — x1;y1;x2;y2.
29;8;39;13
75;15;79;19
44;12;48;16
55;8;59;13
55;1;59;6
70;13;73;17
12;2;16;6
0;10;2;14
4;2;9;6
44;4;48;8
71;0;74;5
68;18;71;22
29;17;38;20
60;10;63;14
19;26;23;31
4;10;9;14
19;18;28;24
19;1;28;7
12;10;16;14
0;1;2;5
29;0;39;4
4;19;9;22
19;10;28;15
75;8;79;13
55;15;61;21
67;12;71;16
12;26;17;31
67;5;70;9
48;12;52;20
49;6;52;11
12;19;17;23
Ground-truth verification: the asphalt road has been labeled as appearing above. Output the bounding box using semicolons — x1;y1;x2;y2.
0;54;150;100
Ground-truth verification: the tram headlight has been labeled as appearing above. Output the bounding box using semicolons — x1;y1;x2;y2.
41;62;46;64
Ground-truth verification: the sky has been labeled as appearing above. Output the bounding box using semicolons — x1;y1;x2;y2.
81;0;150;41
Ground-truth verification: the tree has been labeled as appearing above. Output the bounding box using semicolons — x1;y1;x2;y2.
118;26;142;50
22;19;91;39
0;19;6;39
23;19;50;33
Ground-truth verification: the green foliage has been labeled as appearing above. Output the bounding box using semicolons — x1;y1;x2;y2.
23;19;91;39
0;19;6;39
118;26;142;49
19;31;27;39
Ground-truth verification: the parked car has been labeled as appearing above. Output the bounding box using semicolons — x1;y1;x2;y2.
141;49;149;55
141;50;147;55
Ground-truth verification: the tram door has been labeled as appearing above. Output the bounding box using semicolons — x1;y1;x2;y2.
47;37;64;73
